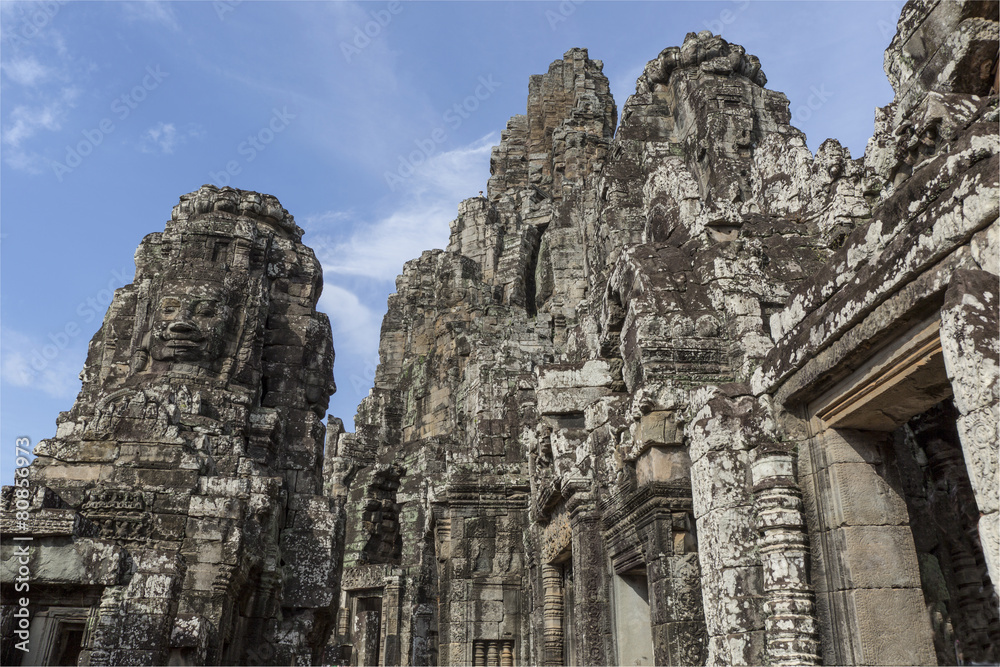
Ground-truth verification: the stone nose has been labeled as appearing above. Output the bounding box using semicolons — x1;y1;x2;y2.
167;320;198;335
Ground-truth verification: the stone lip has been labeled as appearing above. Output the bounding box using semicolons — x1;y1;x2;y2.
171;184;304;240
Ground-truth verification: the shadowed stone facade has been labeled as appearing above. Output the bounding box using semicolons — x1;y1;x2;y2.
2;1;998;665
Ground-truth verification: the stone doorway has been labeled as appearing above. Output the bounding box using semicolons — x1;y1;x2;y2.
612;570;654;666
21;607;92;667
561;560;576;667
892;401;1000;665
802;317;998;665
348;593;383;667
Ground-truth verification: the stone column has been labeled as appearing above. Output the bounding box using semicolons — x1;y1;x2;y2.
500;640;514;666
541;564;563;666
383;575;403;665
568;491;611;667
687;388;765;665
751;447;821;666
939;269;1000;585
642;513;706;666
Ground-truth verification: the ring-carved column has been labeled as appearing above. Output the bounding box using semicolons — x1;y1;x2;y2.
752;448;821;665
542;564;564;666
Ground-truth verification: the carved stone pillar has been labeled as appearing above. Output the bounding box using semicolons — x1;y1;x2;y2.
939;269;1000;585
751;448;821;666
500;640;514;667
383;575;402;665
568;489;611;666
541;564;563;666
486;641;500;666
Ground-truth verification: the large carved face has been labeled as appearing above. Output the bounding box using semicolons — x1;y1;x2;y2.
149;281;232;367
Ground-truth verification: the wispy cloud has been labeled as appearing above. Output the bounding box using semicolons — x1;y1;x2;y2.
143;122;177;153
318;284;381;353
303;210;353;228
138;121;203;154
2;85;81;171
2;102;63;148
0;328;84;399
121;1;180;31
311;133;495;281
0;7;88;173
1;55;51;86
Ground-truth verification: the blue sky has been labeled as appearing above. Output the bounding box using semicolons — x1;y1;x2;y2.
0;0;901;482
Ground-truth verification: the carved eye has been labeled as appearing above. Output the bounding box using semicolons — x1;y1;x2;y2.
160;298;181;315
195;303;217;317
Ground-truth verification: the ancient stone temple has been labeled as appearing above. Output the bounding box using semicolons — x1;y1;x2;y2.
1;188;340;665
2;0;998;665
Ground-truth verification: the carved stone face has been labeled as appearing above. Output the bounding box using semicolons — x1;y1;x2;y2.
149;282;231;367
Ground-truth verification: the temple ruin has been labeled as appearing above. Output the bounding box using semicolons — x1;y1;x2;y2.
2;0;998;664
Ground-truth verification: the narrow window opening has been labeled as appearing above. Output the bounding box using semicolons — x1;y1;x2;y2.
53;623;85;667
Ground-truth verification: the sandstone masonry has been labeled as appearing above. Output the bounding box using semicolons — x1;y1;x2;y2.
2;1;998;665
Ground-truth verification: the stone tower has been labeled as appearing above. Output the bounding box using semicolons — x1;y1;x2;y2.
325;1;999;664
2;186;341;665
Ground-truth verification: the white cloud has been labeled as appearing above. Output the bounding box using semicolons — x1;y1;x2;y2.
2;102;63;148
143;122;178;153
0;328;84;399
2;146;47;174
121;1;180;31
138;122;204;154
311;133;496;281
312;203;452;281
0;40;81;170
303;210;352;227
1;55;51;86
310;133;496;412
318;284;381;353
317;282;383;398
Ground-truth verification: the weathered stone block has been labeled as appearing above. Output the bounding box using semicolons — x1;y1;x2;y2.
847;587;936;666
1;539;126;586
821;461;910;529
636;445;691;485
833;525;922;590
